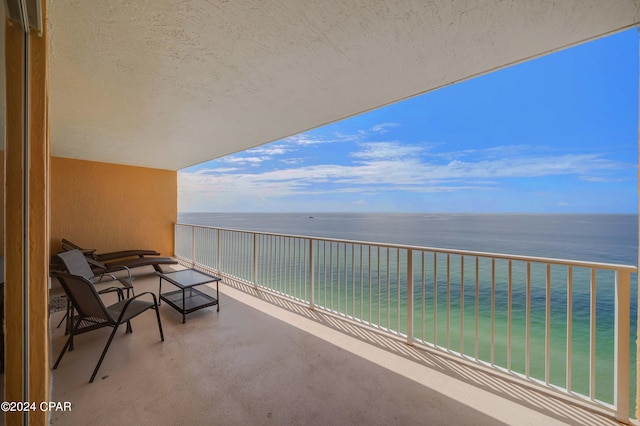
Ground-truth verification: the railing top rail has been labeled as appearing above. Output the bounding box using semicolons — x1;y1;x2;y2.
175;222;638;273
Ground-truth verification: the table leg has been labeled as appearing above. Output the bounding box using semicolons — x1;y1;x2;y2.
182;287;186;323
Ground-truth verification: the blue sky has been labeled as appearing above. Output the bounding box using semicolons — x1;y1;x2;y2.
179;29;638;213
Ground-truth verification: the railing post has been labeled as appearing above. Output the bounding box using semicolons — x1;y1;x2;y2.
253;233;258;289
614;269;631;422
174;224;178;257
309;239;315;309
407;248;413;345
637;273;640;421
191;225;196;267
216;229;221;274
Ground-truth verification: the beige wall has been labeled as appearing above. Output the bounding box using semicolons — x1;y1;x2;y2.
50;157;177;257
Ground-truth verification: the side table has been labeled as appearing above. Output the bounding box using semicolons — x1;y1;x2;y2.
157;269;221;323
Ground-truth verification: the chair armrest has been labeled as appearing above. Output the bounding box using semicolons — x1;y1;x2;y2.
97;286;124;301
103;265;132;280
85;257;108;274
114;291;159;323
90;273;117;283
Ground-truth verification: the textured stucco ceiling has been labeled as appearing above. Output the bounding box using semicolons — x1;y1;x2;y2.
14;1;640;170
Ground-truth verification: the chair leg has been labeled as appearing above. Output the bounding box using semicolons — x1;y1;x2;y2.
53;317;81;370
56;306;68;329
89;324;120;383
57;299;71;334
53;335;72;370
155;306;164;341
124;289;133;334
67;304;76;351
69;315;76;351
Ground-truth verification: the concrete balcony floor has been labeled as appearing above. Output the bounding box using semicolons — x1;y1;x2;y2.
45;265;623;425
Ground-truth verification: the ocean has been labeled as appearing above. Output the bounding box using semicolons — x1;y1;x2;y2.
178;212;637;264
178;212;638;409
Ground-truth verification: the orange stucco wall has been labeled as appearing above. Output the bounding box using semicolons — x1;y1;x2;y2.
50;157;177;257
0;150;4;256
5;3;51;421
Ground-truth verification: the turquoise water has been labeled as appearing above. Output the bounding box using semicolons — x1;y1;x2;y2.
178;212;638;410
307;247;626;403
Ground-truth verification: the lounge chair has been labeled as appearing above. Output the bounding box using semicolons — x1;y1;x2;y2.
51;271;164;383
100;256;177;274
61;239;178;273
61;238;161;261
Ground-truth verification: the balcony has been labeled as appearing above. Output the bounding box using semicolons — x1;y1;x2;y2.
46;265;623;425
175;223;639;421
30;223;636;424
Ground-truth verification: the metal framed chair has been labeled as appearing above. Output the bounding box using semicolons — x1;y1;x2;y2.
56;249;135;297
55;249;135;338
51;271;164;383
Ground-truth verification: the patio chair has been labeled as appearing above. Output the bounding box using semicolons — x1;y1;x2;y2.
57;249;135;297
61;238;161;261
55;249;136;342
51;271;164;383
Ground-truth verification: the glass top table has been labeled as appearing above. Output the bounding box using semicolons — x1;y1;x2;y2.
157;269;221;323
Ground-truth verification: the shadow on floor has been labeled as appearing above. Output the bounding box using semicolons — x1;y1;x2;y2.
222;276;621;426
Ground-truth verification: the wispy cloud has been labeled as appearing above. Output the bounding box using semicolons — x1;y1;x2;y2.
370;123;401;134
284;133;358;146
246;144;293;156
579;175;630;183
179;125;634;212
351;142;423;161
194;167;240;174
180;143;628;202
280;158;305;165
221;156;269;165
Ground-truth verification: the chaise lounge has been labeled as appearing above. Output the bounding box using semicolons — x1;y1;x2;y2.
61;238;178;273
61;238;162;261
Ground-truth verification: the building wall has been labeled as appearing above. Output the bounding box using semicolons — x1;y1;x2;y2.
4;2;50;421
0;150;4;256
50;157;177;257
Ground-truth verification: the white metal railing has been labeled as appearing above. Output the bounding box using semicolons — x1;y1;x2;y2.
175;223;637;422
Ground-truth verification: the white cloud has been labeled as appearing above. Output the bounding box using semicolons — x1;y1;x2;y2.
579;175;629;183
284;134;337;146
281;158;304;165
351;142;423;161
221;156;269;165
193;167;238;174
179;122;633;211
370;123;401;134
181;151;625;208
247;145;292;156
427;144;533;161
